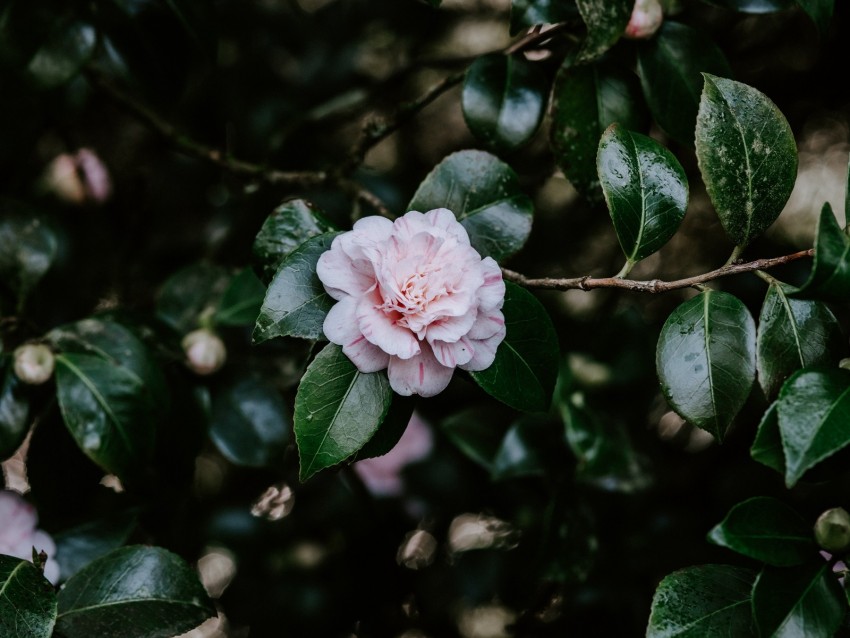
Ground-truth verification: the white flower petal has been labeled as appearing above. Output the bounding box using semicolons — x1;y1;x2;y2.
324;298;389;372
316;244;375;301
388;346;455;397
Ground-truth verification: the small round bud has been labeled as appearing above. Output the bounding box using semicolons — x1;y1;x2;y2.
839;358;850;371
182;329;227;375
13;344;55;385
814;507;850;553
42;148;112;206
624;0;663;40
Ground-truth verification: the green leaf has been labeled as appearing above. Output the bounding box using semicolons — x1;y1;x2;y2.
213;268;265;327
0;366;31;461
597;124;689;264
156;263;230;334
470;282;560;413
253;232;341;343
656;290;756;441
440;405;512;471
293;343;393;481
209;377;290;468
0;208;58;300
751;402;786;474
0;554;57;638
637;22;733;146
574;0;632;63
25;21;96;90
56;546;215;638
550;61;647;199
701;0;795;11
776;368;850;488
252;199;335;284
408;150;534;262
796;0;833;38
752;562;844;638
756;283;844;399
647;564;758;637
491;416;565;481
509;0;579;35
791;204;850;302
695;74;798;248
707;497;816;567
461;53;549;153
54;511;139;582
353;394;416;461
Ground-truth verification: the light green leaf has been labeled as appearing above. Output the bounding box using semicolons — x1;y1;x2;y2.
0;554;57;638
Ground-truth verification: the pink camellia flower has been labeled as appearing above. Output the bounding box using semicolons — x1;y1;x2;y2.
0;490;60;584
624;0;663;40
316;209;506;397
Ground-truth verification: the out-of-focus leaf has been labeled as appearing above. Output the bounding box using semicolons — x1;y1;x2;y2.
756;283;844;399
408;150;534;262
647;565;758;637
209;377;290;468
56;546;215;638
0;366;31;461
510;0;579;35
470;282;559;413
54;510;138;582
293;343;392;481
656;290;756;441
25;21;96;90
796;0;833;38
574;0;632;63
252;199;335;284
0;208;58;300
776;368;850;487
637;22;733;146
597;124;688;264
156;263;230;334
696;74;798;248
0;554;57;638
707;497;815;566
440;405;512;471
550;62;647;199
752;562;844;638
541;500;597;584
491;416;565;481
213;268;265;327
751;402;785;474
253;232;340;343
701;0;794;11
791;204;850;302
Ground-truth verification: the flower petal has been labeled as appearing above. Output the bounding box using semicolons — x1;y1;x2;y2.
431;337;474;368
316;243;376;301
466;309;505;341
476;257;506;311
324;298;389;372
388;346;455;397
424;307;477;343
460;324;506;372
357;297;421;359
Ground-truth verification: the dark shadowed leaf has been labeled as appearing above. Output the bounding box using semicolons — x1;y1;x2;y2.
751;402;785;474
707;497;815;566
510;0;579;35
757;283;844;399
637;22;733;146
796;0;833;38
597;124;688;264
156;263;230;334
353;394;416;461
695;74;798;248
752;562;844;638
213;268;265;327
551;61;647;200
791;204;850;302
252;199;335;284
0;554;57;638
574;0;631;63
209;377;290;468
0;209;58;300
440;405;512;471
470;282;559;413
0;366;31;461
408;150;534;262
701;0;794;11
25;21;96;90
776;368;850;487
491;416;565;481
294;343;392;481
647;564;757;637
462;53;549;153
656;290;756;441
54;510;139;582
253;232;341;343
56;546;215;638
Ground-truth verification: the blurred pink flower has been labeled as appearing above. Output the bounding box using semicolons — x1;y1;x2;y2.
43;148;112;205
354;412;433;497
317;209;506;397
624;0;663;39
0;490;60;584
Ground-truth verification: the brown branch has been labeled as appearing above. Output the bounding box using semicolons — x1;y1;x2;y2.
501;249;815;293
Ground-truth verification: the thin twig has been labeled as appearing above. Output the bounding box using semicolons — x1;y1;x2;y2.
501;249;814;293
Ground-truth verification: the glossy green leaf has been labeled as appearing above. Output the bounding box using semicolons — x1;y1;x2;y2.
791;204;850;302
440;405;512;471
56;545;215;638
353;395;416;461
253;232;341;343
707;497;815;566
637;22;733;146
0;209;58;299
751;402;785;474
252;199;335;284
213;268;265;326
0;554;57;638
408;150;534;262
752;562;844;638
597;124;688;264
294;343;393;481
209;377;290;468
695;74;798;247
796;0;833;38
156;263;230;334
470;282;559;413
702;0;795;11
647;565;758;638
509;0;579;35
575;0;632;64
0;366;31;461
461;53;548;153
491;416;565;481
656;290;756;441
54;511;138;582
776;368;850;487
757;283;844;399
550;62;647;199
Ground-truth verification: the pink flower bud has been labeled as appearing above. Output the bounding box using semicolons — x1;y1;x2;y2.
13;344;55;385
43;148;112;205
0;490;60;584
182;329;227;375
624;0;663;40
